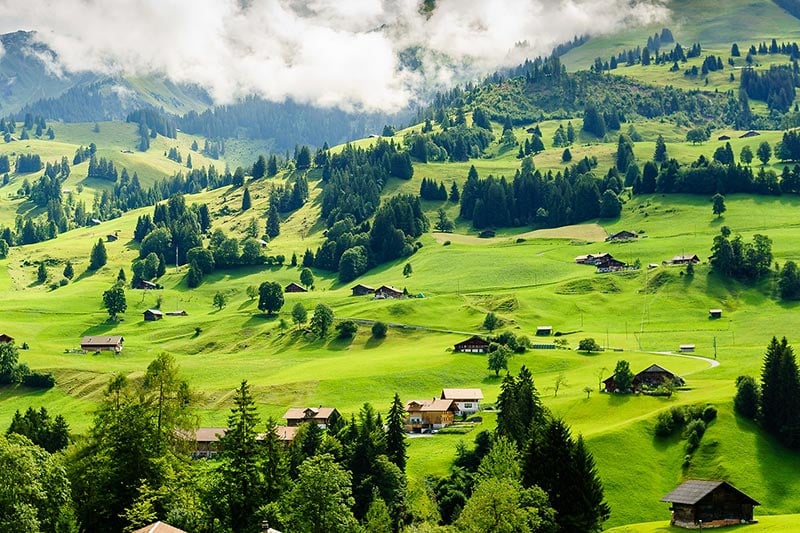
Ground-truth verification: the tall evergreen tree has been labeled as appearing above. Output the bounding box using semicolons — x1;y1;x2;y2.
266;203;280;238
386;393;408;472
217;380;266;533
89;238;108;270
241;187;252;212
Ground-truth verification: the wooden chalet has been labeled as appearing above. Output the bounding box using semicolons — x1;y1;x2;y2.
671;254;700;265
575;252;613;265
709;309;723;319
88;218;102;226
634;364;683;389
134;280;158;290
595;256;627;272
106;234;118;242
375;285;403;299
405;398;457;432
739;130;760;138
274;425;298;446
603;364;683;393
661;480;760;528
283;407;340;428
717;134;731;141
80;335;124;353
0;333;13;344
284;282;308;293
453;335;490;353
440;388;484;415
192;427;226;458
478;229;496;238
606;230;638;242
131;522;188;533
536;326;553;336
143;309;164;321
351;283;375;296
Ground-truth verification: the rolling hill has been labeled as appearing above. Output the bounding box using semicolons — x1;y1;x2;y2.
3;0;800;529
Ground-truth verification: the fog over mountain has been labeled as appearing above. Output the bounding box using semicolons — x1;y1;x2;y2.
0;0;670;112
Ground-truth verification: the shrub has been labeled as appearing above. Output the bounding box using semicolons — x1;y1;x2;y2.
702;405;718;423
443;240;451;246
371;321;387;339
22;372;56;388
654;411;675;437
734;375;759;420
336;320;358;339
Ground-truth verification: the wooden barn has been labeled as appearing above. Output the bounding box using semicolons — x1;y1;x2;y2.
536;326;553;336
661;480;760;528
709;309;723;319
375;285;403;299
671;254;700;265
634;364;683;389
134;280;158;290
0;333;13;344
351;284;375;296
284;282;308;293
283;407;340;428
453;335;490;353
606;230;638;241
106;234;118;242
143;309;164;321
81;335;124;353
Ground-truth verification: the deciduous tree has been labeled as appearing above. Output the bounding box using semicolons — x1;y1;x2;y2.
258;281;284;315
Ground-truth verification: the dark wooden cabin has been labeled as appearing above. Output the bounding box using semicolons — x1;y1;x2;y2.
284;282;308;293
661;479;760;528
453;335;490;353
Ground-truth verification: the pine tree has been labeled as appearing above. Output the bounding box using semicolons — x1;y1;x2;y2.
63;261;74;280
89;238;107;270
241;187;252;211
252;155;267;179
218;380;266;533
267;154;278;177
386;393;408;471
653;134;668;162
37;262;47;283
266;204;280;238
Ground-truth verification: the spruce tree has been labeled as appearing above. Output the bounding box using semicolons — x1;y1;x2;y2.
241;187;252;212
89;238;107;270
37;262;47;283
63;261;74;280
218;380;266;533
266;204;280;238
386;393;408;471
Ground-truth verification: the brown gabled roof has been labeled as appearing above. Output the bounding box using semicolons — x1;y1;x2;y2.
285;282;308;292
406;398;456;412
283;407;338;421
636;364;674;376
274;425;298;441
131;522;188;533
145;309;163;316
80;335;124;346
377;285;403;294
441;388;484;400
454;335;490;347
351;283;375;291
661;480;760;506
194;427;226;443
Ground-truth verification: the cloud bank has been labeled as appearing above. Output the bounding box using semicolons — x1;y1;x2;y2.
0;0;670;112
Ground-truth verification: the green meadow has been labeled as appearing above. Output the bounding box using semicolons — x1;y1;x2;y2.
3;24;800;525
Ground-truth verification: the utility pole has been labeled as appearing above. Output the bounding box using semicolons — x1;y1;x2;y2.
713;336;717;359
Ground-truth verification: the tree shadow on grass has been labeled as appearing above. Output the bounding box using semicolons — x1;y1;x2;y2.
365;336;385;349
242;313;278;328
481;374;503;385
326;336;354;351
238;299;256;311
82;319;122;337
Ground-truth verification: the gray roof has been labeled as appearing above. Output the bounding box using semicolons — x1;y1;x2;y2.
660;480;760;506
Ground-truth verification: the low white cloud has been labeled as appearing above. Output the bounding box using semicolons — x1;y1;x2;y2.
0;0;670;112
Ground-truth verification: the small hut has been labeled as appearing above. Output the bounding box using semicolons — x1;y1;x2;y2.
709;309;723;319
284;282;308;293
144;309;164;321
661;479;760;528
536;326;553;336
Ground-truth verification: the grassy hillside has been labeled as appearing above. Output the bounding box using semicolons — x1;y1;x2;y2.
3;6;800;525
562;0;800;72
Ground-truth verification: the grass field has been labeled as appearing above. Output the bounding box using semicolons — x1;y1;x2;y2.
4;12;800;525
